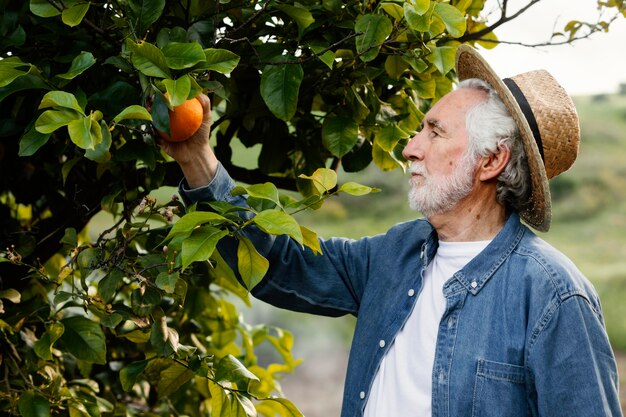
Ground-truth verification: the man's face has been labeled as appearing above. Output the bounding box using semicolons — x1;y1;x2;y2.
402;88;487;217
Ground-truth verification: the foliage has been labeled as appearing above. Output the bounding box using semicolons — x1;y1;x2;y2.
0;0;623;416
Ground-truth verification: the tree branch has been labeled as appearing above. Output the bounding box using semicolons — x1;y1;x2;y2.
457;0;541;43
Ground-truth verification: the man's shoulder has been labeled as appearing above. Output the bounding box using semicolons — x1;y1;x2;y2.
513;230;598;303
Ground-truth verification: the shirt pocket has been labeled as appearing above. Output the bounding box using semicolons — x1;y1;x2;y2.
471;359;529;417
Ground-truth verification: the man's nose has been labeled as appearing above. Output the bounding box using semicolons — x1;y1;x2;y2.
402;131;424;161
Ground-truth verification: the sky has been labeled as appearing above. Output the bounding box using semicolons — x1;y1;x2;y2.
476;0;626;96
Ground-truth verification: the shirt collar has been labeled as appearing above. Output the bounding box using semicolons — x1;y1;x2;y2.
443;213;526;295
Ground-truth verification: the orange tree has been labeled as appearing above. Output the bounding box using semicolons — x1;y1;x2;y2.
0;0;623;416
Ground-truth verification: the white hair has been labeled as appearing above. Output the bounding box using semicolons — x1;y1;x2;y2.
457;78;531;213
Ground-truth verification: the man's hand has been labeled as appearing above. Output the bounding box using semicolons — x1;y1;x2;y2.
160;94;219;189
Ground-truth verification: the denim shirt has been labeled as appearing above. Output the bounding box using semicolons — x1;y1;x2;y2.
180;163;622;417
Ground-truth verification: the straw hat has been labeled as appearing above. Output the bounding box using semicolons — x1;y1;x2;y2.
455;45;580;232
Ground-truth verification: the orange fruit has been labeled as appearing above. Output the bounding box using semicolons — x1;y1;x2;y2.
156;96;203;142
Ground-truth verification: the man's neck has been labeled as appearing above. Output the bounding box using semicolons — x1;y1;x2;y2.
427;190;507;242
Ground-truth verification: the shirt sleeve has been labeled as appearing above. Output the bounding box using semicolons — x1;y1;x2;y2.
528;294;622;417
178;163;374;317
178;162;242;208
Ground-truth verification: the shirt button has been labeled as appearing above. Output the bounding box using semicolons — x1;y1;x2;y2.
359;391;366;400
471;281;478;289
379;339;386;348
407;288;415;297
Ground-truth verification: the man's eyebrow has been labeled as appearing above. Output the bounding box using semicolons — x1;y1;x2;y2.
422;117;447;133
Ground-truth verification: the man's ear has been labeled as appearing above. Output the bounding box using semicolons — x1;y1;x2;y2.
478;145;511;181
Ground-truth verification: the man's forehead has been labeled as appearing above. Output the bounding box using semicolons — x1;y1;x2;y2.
422;88;487;128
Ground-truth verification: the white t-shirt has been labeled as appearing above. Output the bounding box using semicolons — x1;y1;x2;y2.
364;239;491;417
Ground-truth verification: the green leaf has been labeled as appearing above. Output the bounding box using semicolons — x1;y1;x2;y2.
372;141;401;171
300;225;322;255
322;115;358;158
98;268;124;303
157;362;194;398
209;381;230;416
113;105;152;123
298;168;338;194
85;120;111;162
0;57;32;87
381;2;405;21
409;0;431;14
0;73;49;101
68;115;96;149
101;312;123;328
156;270;179;294
405;77;436;99
404;2;433;32
214;354;259;385
120;360;149;392
260;62;303;121
433;2;466;38
0;288;21;303
62;157;81;185
257;397;304;417
19;126;50;156
62;2;90;27
428;45;457;75
403;54;429;73
385;55;410;80
163;75;192;107
275;4;315;37
60;227;77;246
253;209;303;245
237;235;269;289
131;286;162;316
376;123;407;152
164;211;230;242
150;91;170;136
29;0;61;17
339;181;381;196
126;39;171;78
162;42;206;70
150;317;179;356
35;109;81;134
60;316;106;364
128;0;165;36
57;51;96;80
309;43;335;69
240;182;282;206
355;14;392;62
211;250;251;306
181;226;229;270
39;91;85;114
34;322;65;360
18;391;50;417
201;48;241;74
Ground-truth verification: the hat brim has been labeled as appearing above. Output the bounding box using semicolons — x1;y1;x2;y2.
455;45;552;232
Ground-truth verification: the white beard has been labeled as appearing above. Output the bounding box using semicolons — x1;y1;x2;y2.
407;153;477;217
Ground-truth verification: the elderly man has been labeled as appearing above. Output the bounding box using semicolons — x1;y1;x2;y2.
163;45;622;416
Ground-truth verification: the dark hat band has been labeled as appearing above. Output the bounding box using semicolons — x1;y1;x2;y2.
503;78;545;162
